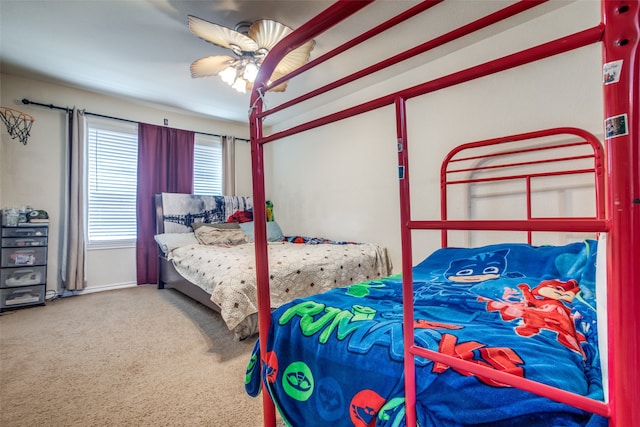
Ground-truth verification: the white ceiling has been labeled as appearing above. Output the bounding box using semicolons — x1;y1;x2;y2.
1;1;568;125
0;0;338;124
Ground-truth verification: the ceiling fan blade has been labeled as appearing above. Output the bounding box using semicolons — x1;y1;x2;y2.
266;72;289;92
256;39;315;92
249;19;292;51
188;15;258;52
190;55;235;78
273;39;316;77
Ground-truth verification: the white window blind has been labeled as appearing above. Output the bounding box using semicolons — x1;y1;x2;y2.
193;134;223;195
86;118;224;246
87;118;138;244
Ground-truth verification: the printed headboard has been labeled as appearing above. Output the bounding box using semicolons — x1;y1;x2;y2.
155;193;253;234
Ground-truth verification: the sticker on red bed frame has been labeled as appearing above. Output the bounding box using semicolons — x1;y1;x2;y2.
605;114;629;139
603;59;623;84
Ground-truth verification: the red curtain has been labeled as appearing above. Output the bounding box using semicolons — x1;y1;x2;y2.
136;123;194;285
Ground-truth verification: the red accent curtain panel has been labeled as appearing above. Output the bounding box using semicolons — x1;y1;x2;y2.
136;123;194;285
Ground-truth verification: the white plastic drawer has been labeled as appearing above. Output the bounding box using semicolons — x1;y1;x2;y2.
1;266;46;287
1;247;47;267
0;285;45;309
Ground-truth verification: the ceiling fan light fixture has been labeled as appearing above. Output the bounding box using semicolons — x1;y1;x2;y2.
243;62;259;82
215;57;260;93
188;15;315;94
219;66;238;85
232;78;248;93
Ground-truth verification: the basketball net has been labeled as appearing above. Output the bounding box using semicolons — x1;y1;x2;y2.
0;106;35;145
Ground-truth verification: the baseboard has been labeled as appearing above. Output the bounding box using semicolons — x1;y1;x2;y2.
48;282;138;300
78;282;138;294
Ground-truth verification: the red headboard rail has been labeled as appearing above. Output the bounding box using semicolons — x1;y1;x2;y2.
437;127;606;246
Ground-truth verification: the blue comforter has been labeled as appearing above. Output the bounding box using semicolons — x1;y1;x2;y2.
245;241;606;426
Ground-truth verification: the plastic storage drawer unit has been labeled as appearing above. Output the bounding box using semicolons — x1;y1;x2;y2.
1;223;48;311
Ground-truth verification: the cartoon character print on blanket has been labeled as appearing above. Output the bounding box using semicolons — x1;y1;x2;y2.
246;241;604;427
412;248;525;306
443;249;524;283
479;279;587;357
435;248;588;357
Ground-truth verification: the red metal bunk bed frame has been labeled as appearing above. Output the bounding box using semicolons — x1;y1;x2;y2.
247;1;639;426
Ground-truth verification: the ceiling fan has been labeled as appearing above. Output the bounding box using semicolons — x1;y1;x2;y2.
188;15;315;93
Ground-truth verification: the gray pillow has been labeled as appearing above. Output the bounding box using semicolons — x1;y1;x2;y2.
239;221;284;242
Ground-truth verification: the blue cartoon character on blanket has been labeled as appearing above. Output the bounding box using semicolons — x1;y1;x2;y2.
445;249;514;283
414;248;524;305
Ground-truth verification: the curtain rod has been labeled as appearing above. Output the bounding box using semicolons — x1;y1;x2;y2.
20;98;250;142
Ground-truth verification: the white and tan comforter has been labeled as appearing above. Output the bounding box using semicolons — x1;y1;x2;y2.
168;241;392;337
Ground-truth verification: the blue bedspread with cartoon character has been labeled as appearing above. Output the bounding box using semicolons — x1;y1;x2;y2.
245;241;606;426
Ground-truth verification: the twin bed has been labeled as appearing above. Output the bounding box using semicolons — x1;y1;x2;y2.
240;1;639;427
245;128;608;426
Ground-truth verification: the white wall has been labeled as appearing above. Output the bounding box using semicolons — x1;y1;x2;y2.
1;74;253;293
266;0;604;271
1;1;605;292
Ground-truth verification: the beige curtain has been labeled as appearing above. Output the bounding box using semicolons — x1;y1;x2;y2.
61;108;86;290
222;135;236;196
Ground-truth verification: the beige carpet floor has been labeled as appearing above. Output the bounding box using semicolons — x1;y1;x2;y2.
0;285;267;426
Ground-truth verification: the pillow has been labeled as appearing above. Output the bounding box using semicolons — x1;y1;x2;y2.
192;221;240;230
239;221;284;242
194;226;250;246
154;233;199;255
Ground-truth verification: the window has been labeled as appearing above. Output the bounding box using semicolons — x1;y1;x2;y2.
86;117;138;246
193;134;223;195
86;118;224;246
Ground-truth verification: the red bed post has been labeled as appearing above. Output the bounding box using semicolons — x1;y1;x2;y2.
249;106;277;427
395;96;418;426
249;44;277;426
601;1;640;426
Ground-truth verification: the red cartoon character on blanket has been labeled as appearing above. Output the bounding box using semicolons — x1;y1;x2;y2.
480;279;586;357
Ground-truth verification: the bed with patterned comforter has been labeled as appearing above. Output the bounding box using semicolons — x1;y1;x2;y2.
168;239;392;339
155;193;392;339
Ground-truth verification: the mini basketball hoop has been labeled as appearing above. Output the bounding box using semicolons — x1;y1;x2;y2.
0;106;35;145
